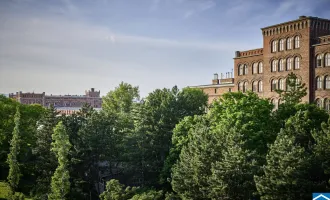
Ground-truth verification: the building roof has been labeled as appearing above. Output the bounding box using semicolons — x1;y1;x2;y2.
190;83;234;88
261;16;330;30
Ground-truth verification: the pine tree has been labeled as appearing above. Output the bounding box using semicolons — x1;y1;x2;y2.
209;129;259;200
7;106;21;193
48;122;71;200
32;105;58;198
255;110;328;200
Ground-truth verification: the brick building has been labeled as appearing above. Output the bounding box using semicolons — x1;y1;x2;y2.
9;88;102;114
193;16;330;110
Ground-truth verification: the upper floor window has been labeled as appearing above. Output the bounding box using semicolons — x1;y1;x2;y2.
294;57;300;69
279;39;285;51
272;60;277;72
271;99;278;110
316;76;322;90
252;81;258;92
253;63;258;74
258;62;263;74
271;79;277;91
294;36;300;48
258;81;263;92
326;53;330;67
243;82;248;92
238;64;244;75
278;79;284;90
272;40;277;52
244;64;248;75
317;54;322;67
287;37;292;50
279;59;284;71
287;57;293;70
215;88;217;94
325;76;330;89
238;82;243;91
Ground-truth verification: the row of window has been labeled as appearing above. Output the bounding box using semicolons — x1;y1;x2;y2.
316;76;330;90
238;81;263;93
271;57;300;72
238;62;263;76
271;36;300;52
270;78;301;91
315;98;330;111
316;53;330;67
270;98;283;110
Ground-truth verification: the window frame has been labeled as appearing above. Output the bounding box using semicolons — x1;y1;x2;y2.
271;60;277;72
317;54;322;67
271;79;277;91
316;76;322;90
258;81;263;92
294;57;300;69
294;36;300;48
272;40;277;52
287;37;292;50
287;57;292;70
325;76;330;89
258;62;263;74
279;39;285;51
253;63;258;74
279;59;284;71
326;53;330;67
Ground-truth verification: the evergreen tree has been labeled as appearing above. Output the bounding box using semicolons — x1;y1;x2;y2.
209;129;259;200
255;110;329;200
7;106;21;193
48;122;72;200
32;105;58;199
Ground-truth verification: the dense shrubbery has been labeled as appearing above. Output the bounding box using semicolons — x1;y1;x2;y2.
1;74;330;199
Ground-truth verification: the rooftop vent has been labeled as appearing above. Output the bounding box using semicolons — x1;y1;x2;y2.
299;16;307;19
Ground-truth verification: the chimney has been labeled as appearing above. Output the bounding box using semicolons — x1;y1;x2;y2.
235;51;240;57
212;73;219;85
91;88;95;92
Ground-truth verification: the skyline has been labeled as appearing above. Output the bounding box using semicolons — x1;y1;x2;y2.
1;0;330;97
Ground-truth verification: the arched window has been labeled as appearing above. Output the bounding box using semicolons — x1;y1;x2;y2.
243;82;248;92
325;76;330;89
278;79;284;90
272;60;277;72
325;99;330;111
294;36;300;48
287;37;292;49
272;40;277;52
239;65;244;75
215;88;217;94
258;81;263;92
326;53;330;66
271;79;277;91
316;76;322;90
279;39;284;51
238;82;243;91
253;63;258;74
317;54;322;67
287;57;292;70
294;57;300;69
258;62;263;74
279;59;284;71
252;81;258;92
244;64;248;75
316;98;322;108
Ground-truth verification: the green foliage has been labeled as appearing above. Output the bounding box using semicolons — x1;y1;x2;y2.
7;107;21;192
276;72;307;105
48;122;72;200
255;110;330;200
129;190;163;200
210;91;276;156
99;179;137;200
209;129;259;200
32;105;58;199
102;82;140;115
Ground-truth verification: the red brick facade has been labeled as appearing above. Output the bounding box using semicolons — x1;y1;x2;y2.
195;16;330;110
9;88;102;114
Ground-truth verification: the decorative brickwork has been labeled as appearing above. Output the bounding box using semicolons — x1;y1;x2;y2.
193;16;330;109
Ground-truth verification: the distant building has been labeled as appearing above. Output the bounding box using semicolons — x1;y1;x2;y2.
9;88;102;114
193;16;330;110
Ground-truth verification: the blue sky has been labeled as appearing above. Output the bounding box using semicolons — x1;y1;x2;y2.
0;0;330;97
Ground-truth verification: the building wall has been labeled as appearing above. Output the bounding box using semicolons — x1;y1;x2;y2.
195;16;330;107
200;85;234;104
